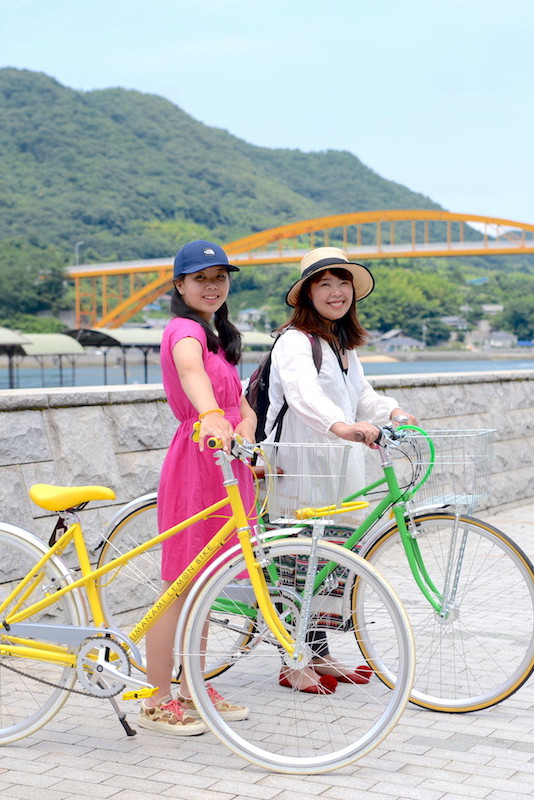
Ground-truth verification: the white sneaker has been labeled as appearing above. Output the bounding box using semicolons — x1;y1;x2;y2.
179;683;249;721
138;696;207;736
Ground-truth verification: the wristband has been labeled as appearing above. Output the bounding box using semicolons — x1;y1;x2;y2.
198;408;225;421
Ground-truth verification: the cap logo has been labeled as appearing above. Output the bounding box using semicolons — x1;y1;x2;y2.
203;248;215;256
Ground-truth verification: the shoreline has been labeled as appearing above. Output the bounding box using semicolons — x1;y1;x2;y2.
359;348;534;363
3;348;534;372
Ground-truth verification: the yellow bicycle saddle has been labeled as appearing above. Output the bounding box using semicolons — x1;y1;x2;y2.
29;483;116;512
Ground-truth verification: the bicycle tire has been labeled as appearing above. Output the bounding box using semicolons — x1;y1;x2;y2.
357;512;534;712
0;524;83;743
96;495;256;679
97;495;160;638
181;537;414;774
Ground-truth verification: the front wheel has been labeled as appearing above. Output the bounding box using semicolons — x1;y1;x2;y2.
358;512;534;712
181;537;414;774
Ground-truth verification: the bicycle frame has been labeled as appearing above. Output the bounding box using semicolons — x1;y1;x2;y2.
248;427;443;616
0;450;298;677
242;425;487;623
305;428;445;614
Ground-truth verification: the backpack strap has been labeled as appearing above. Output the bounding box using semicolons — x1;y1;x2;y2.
272;398;289;442
307;332;322;373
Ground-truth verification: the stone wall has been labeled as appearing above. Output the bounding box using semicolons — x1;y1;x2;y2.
1;370;533;546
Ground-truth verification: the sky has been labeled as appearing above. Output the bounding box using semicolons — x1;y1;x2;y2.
2;0;534;225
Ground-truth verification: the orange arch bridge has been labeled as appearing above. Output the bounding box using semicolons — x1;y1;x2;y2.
68;209;534;328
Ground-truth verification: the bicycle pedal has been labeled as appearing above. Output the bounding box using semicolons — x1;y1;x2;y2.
122;686;158;700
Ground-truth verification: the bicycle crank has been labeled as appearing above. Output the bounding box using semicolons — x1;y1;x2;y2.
76;636;131;697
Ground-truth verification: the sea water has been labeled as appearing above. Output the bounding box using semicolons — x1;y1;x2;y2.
2;356;534;391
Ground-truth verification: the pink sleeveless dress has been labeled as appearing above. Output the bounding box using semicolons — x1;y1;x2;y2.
158;318;256;581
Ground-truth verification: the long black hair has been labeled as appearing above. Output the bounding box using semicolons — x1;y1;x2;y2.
170;280;242;365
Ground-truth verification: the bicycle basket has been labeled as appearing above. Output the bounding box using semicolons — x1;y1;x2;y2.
260;441;368;524
392;428;496;513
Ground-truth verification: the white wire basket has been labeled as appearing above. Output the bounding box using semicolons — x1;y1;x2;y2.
391;428;497;513
260;441;368;524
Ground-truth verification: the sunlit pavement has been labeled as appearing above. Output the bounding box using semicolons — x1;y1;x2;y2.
0;502;533;800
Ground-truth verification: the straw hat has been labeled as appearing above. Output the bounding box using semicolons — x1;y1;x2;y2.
286;247;374;307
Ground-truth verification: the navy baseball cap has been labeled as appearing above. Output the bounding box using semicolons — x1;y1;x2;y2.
173;240;239;279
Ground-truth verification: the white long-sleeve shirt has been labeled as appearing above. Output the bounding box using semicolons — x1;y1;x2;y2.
263;328;398;522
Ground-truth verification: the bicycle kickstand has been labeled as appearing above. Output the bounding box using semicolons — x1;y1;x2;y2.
97;681;137;737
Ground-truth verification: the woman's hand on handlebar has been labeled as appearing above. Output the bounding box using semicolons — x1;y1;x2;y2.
389;407;418;426
196;412;234;452
234;417;256;444
330;421;381;447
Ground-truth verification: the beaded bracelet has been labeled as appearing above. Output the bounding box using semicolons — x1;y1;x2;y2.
198;408;225;421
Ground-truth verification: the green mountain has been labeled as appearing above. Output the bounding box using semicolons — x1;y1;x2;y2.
0;67;442;263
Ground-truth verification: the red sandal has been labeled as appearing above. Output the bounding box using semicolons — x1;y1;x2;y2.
279;669;337;694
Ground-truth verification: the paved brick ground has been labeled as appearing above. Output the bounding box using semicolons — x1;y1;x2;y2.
1;503;533;800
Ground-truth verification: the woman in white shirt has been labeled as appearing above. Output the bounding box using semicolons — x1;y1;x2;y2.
265;246;417;693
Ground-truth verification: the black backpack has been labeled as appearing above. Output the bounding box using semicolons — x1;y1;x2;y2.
245;330;322;442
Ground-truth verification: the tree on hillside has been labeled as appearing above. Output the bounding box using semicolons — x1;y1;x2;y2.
0;314;67;333
0;239;68;322
2;67;534;335
495;297;534;340
358;269;462;334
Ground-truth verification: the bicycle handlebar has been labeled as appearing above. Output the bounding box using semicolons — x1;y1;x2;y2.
352;426;385;445
197;421;435;501
205;433;258;461
191;422;254;455
199;423;413;455
351;417;410;445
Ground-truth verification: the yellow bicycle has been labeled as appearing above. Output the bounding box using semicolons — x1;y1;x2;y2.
0;436;414;775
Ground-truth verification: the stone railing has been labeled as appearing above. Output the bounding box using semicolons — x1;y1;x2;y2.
1;370;533;544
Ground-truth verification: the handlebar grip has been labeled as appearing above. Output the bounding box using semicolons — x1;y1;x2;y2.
191;425;224;450
353;427;382;444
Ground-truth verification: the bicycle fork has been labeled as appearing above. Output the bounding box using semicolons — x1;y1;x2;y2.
438;511;467;621
217;455;296;659
237;523;324;667
401;507;467;621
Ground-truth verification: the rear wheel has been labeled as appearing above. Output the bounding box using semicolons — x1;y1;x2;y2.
97;498;160;673
0;525;82;743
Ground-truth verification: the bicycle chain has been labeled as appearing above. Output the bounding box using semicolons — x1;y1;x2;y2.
0;635;130;698
0;658;109;697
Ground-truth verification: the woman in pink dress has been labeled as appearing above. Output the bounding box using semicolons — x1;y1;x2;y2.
138;240;257;736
